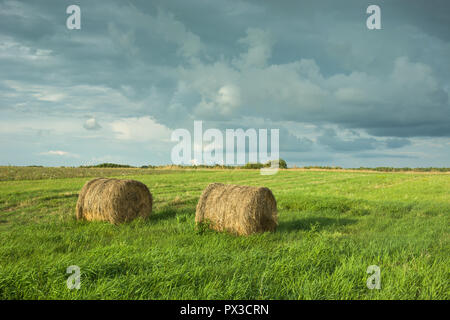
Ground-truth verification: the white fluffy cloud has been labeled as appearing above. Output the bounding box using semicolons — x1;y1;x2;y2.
110;116;172;142
39;150;79;157
234;28;274;68
83;118;101;130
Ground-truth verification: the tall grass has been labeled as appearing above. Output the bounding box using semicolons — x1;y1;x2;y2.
0;169;448;299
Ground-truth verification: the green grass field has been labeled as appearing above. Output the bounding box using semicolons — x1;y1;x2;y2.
0;167;448;299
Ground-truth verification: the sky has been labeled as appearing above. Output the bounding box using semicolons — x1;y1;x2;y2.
1;0;449;167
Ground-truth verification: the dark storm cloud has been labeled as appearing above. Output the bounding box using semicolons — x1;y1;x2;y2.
385;138;411;149
356;152;416;159
317;129;413;152
318;128;378;152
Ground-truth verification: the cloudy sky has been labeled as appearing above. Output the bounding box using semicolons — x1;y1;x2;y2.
1;0;449;167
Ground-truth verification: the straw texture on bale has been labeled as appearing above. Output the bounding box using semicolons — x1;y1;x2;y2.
195;183;278;235
76;178;152;224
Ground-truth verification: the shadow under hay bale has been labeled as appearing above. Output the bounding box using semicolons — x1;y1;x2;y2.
76;178;152;224
195;183;278;236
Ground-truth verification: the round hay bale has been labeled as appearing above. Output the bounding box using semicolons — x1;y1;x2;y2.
76;178;152;224
195;183;278;235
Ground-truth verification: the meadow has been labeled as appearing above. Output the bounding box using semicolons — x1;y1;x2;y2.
0;167;448;299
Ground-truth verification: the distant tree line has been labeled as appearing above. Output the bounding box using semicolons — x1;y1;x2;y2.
79;163;134;168
302;166;450;172
242;159;288;169
79;159;288;169
75;162;449;172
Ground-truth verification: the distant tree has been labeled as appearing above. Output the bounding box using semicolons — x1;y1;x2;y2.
140;165;155;169
243;162;264;169
278;159;287;169
90;163;134;168
265;159;287;169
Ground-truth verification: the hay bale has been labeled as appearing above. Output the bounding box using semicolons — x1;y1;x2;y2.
76;178;152;224
195;183;277;235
